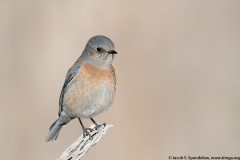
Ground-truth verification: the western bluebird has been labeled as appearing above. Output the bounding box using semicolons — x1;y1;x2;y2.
46;35;117;141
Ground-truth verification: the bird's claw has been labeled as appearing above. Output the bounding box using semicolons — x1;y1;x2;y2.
94;122;106;130
83;128;94;140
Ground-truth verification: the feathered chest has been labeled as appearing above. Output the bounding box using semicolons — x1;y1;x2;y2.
63;63;116;111
79;63;116;89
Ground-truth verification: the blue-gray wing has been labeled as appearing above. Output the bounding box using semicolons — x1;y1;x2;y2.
58;63;81;115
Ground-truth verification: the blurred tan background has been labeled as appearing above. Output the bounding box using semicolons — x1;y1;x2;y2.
1;0;240;159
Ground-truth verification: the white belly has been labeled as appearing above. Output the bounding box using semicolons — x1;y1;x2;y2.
75;84;115;118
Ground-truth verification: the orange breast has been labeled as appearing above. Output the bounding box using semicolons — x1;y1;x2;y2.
63;62;116;112
81;62;116;88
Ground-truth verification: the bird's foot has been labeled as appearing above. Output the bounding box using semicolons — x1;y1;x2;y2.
93;122;106;130
90;118;106;130
83;128;94;140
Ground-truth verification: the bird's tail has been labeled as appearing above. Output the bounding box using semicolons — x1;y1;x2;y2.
46;119;65;142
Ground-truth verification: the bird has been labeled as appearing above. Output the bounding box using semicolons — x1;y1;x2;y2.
46;35;117;141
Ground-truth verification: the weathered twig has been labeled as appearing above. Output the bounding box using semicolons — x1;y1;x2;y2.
58;124;112;160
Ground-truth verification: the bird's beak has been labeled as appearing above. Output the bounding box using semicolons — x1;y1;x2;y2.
108;50;117;54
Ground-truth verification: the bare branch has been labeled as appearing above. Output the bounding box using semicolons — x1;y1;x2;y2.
58;124;112;160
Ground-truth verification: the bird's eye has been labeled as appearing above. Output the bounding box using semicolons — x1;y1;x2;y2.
96;47;102;52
